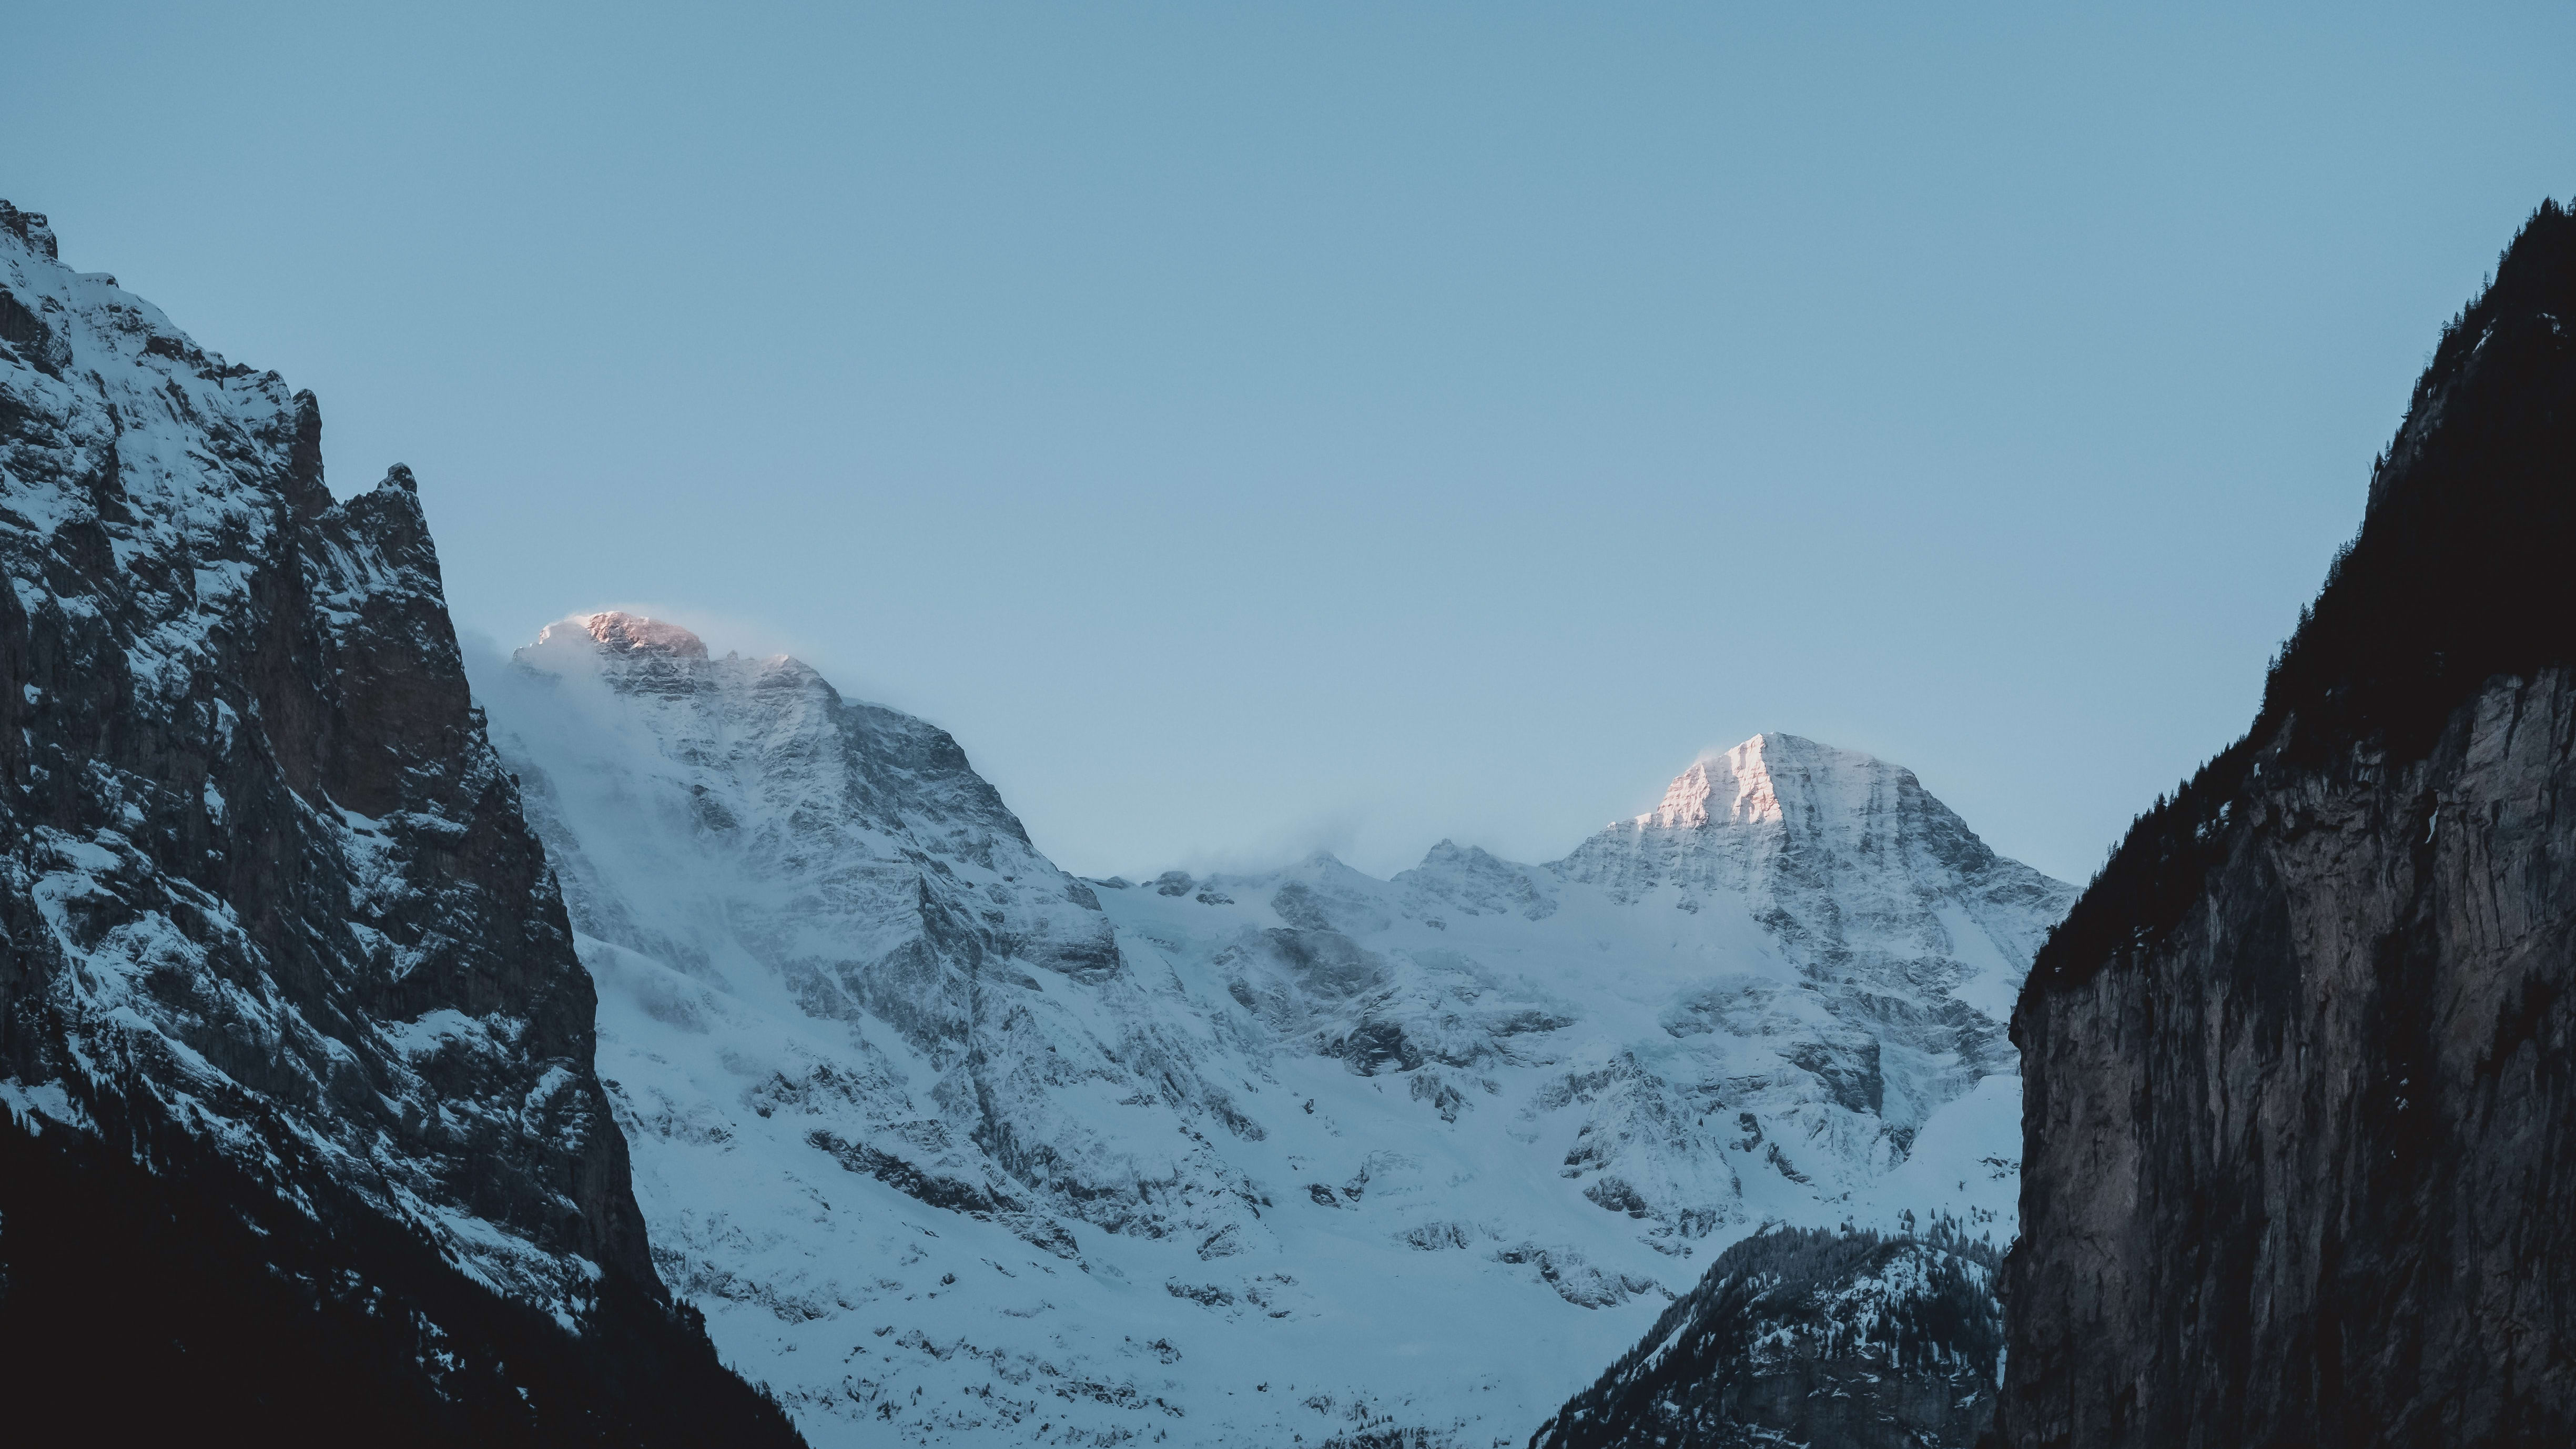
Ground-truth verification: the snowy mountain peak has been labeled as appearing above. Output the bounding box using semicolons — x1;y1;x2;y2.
1639;733;1888;833
1;200;58;259
1557;733;2076;1058
561;610;711;660
1571;731;2025;912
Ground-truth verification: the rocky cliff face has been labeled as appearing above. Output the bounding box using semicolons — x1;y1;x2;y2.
2000;201;2576;1447
483;620;2067;1449
0;201;798;1444
1532;1222;2003;1449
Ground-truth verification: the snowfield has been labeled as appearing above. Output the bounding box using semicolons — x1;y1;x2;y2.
479;612;2073;1448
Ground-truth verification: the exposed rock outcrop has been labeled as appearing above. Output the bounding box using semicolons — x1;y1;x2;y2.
1532;1222;2004;1449
2000;200;2576;1447
0;200;799;1444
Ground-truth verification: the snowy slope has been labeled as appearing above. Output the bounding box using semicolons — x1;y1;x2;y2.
482;617;2072;1448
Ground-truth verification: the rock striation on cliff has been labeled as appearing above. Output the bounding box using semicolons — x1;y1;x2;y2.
0;200;799;1445
2000;200;2576;1447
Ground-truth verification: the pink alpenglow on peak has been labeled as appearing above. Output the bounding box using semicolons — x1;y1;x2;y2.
1631;733;1873;833
515;612;719;676
570;611;710;659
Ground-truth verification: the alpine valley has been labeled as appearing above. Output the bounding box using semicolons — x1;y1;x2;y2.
0;194;2067;1448
13;157;2576;1449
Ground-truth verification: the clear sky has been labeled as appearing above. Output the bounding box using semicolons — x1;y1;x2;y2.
7;3;2571;884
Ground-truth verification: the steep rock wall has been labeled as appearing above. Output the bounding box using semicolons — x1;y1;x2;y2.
2000;200;2576;1447
0;196;634;1305
0;200;799;1444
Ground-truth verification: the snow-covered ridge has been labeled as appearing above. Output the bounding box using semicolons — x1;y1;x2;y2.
483;617;2075;1449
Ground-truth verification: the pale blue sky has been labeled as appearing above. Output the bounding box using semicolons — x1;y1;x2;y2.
8;3;2572;882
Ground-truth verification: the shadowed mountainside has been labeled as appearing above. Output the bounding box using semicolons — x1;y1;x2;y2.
2002;199;2576;1448
0;200;801;1445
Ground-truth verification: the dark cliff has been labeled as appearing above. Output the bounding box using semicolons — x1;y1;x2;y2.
1532;1223;2005;1449
0;201;801;1444
2000;200;2576;1446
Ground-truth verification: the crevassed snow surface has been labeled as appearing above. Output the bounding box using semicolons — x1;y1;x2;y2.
479;614;2073;1449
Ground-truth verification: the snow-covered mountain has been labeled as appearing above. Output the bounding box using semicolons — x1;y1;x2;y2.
483;613;2075;1449
0;202;797;1442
